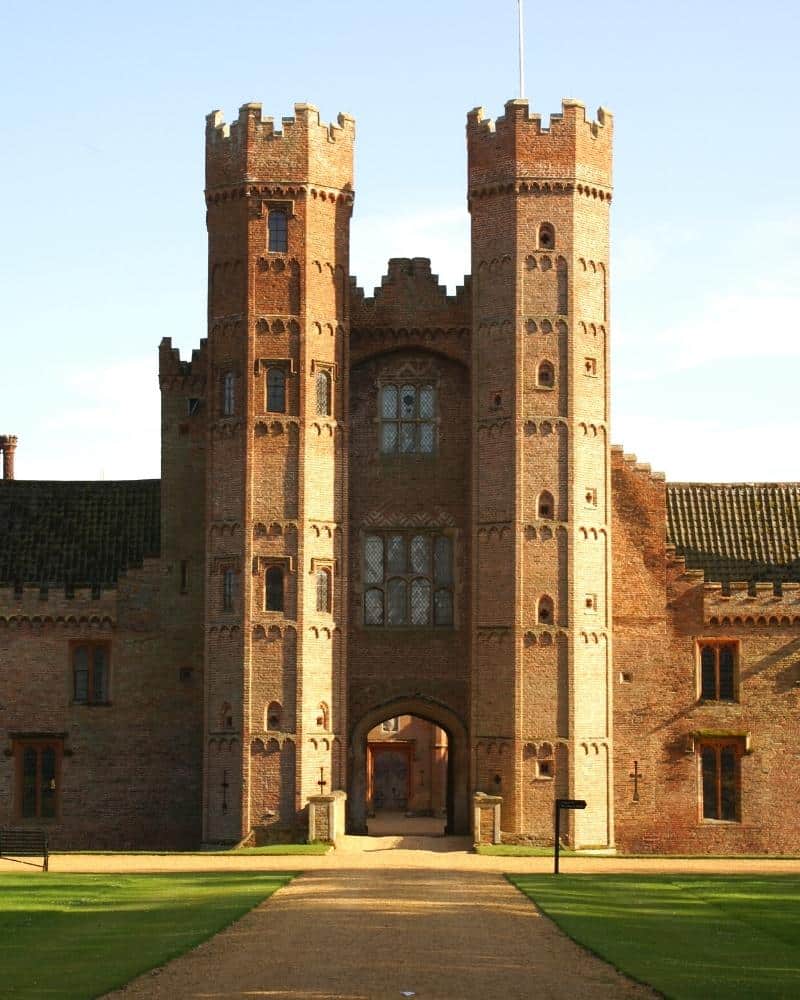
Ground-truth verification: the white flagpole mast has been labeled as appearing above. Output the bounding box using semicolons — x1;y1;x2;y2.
517;0;525;98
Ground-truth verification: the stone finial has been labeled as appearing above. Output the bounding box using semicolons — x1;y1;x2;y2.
0;435;17;480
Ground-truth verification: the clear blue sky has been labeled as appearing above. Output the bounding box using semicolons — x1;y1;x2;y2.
1;0;798;481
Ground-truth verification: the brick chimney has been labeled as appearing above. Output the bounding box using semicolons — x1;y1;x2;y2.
0;435;17;480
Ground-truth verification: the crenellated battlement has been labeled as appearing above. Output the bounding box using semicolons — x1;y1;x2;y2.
467;98;613;191
610;444;666;485
350;257;471;364
158;337;208;382
206;102;355;192
703;579;800;627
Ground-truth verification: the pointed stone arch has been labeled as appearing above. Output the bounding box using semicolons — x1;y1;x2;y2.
348;695;469;835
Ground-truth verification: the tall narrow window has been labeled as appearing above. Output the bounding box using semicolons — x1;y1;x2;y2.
223;569;234;611
16;740;62;820
316;568;331;613
538;595;554;625
72;643;109;705
222;372;235;416
538;490;554;519
266;566;284;612
266;367;286;413
538;222;555;250
316;370;332;416
700;743;740;821
698;642;737;701
268;209;288;252
379;382;436;454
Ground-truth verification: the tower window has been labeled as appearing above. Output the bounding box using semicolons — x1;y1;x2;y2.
538;223;555;250
266;367;286;413
223;569;235;611
222;372;235;416
266;701;283;730
537;361;555;388
316;568;331;614
537;595;554;624
379;382;436;455
266;566;285;612
316;370;332;417
538;490;554;520
268;209;288;253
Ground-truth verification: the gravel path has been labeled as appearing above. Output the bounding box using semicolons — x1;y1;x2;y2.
106;867;656;1000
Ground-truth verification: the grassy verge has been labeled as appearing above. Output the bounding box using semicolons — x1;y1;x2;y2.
0;871;294;999
51;842;331;856
509;874;800;999
475;844;575;857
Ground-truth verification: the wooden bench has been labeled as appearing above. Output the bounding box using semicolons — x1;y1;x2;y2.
0;829;49;870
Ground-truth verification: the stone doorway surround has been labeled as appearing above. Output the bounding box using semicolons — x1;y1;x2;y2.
348;696;470;835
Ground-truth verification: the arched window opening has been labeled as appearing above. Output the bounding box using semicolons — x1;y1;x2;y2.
538;490;554;520
316;702;330;729
268;209;288;253
538;595;554;625
266;701;282;730
316;568;331;614
266;367;286;413
222;372;235;416
266;566;284;612
316;369;332;416
219;701;233;730
538;222;555;250
537;361;555;388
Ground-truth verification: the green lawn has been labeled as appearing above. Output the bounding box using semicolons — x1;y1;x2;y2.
0;872;294;999
509;874;800;999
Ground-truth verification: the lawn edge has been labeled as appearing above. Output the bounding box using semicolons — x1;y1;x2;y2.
504;874;667;998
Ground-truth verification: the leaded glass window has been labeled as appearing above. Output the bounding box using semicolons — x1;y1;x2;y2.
266;567;284;612
222;372;235;416
379;382;437;454
316;569;331;614
316;370;332;416
363;530;454;628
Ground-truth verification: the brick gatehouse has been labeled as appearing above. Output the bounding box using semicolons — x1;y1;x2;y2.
2;98;799;852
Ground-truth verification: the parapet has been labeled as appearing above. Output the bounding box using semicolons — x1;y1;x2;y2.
159;337;208;391
350;258;471;367
467;98;613;192
206;101;355;192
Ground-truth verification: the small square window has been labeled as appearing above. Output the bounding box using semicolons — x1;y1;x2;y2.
585;488;598;508
585;594;597;612
584;358;597;376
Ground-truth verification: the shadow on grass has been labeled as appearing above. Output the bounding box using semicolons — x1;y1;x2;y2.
0;872;294;999
509;874;800;1000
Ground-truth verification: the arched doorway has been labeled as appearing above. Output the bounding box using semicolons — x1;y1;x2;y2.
367;716;448;834
349;697;469;834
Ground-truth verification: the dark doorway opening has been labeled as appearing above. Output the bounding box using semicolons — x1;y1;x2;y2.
366;715;448;836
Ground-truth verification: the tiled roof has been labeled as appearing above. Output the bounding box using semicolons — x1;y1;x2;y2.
666;484;800;584
0;480;160;588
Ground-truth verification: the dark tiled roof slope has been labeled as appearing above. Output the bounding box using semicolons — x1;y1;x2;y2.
0;480;160;588
666;483;800;584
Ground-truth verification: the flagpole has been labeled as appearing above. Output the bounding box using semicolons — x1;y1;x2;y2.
517;0;525;98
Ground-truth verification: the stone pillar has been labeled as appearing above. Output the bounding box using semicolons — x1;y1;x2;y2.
308;790;347;843
473;792;502;845
0;436;17;480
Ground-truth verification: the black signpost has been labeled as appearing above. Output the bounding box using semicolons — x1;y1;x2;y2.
554;798;587;874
